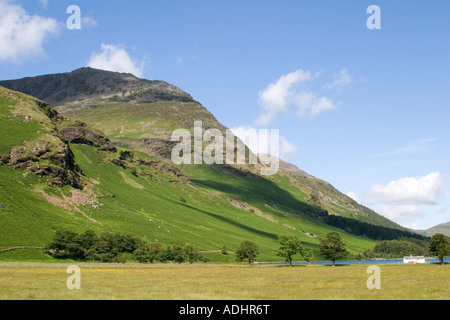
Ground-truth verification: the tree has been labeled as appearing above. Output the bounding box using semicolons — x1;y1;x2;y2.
303;248;313;264
236;241;259;265
429;233;450;265
46;230;85;259
363;249;374;260
133;243;151;263
134;241;165;263
355;253;364;264
148;242;164;263
171;245;186;264
78;230;98;252
276;235;304;267
320;232;348;266
184;244;203;264
115;254;127;264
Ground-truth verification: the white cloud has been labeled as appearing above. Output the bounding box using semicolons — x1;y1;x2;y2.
367;172;445;205
256;69;314;126
256;69;338;125
230;125;297;160
347;191;359;202
88;43;144;78
376;204;425;223
0;0;59;63
364;172;446;225
294;91;337;118
325;68;353;92
81;16;98;29
280;137;298;159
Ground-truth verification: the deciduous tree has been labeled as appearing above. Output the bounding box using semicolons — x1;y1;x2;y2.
276;235;304;267
320;232;348;266
236;241;259;265
429;233;450;265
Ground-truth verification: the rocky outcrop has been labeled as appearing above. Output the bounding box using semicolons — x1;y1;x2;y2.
60;122;117;152
7;135;82;188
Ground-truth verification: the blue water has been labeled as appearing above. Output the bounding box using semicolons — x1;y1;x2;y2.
259;257;450;266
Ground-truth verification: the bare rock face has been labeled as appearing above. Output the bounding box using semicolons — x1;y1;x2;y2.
9;146;28;165
8;136;82;188
60;123;117;152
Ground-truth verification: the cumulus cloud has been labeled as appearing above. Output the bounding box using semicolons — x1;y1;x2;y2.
376;204;426;223
256;69;338;126
325;68;353;92
294;92;337;118
230;125;297;160
365;172;446;224
256;69;315;126
88;43;144;78
367;172;445;205
0;0;59;63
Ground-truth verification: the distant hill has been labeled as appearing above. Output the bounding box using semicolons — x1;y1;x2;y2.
415;222;450;237
0;68;426;262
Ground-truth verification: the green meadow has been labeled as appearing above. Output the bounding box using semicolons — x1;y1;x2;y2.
0;262;448;300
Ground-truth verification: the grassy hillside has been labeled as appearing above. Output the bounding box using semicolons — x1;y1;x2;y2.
0;69;426;263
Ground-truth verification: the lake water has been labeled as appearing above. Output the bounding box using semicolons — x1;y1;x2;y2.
258;257;450;266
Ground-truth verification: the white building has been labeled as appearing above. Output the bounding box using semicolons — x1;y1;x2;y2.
403;256;426;264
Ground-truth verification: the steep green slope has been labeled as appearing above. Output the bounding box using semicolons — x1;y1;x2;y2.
0;68;426;262
0;85;375;262
48;69;406;230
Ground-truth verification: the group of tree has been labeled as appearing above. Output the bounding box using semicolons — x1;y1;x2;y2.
134;242;207;264
45;230;205;264
236;232;347;266
361;234;449;264
47;229;448;266
371;239;428;258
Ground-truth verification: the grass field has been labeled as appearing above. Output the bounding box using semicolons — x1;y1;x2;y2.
0;262;448;300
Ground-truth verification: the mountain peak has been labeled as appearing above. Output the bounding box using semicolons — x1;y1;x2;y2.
0;67;194;107
70;67;139;79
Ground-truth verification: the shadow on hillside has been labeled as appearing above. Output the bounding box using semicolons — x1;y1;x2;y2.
187;165;426;242
190;164;324;221
174;201;279;240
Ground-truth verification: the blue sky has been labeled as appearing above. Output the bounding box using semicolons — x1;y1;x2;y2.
0;0;449;230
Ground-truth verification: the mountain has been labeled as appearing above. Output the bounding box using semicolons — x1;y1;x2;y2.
415;222;450;237
0;67;195;107
0;68;425;262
